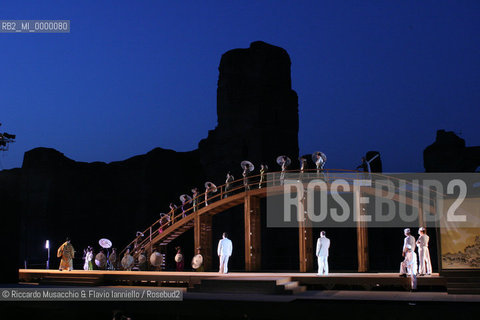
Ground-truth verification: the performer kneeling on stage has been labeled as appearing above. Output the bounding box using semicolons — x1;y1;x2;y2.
217;232;233;274
400;244;417;290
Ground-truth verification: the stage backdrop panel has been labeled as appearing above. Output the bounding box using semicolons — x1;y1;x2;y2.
440;196;480;270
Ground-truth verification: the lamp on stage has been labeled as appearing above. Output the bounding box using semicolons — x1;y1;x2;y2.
45;240;50;270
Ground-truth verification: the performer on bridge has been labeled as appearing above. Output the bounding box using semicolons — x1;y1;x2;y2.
180;194;192;218
57;237;75;271
224;172;234;198
356;157;369;172
258;164;267;189
277;156;291;186
159;213;169;233
417;227;432;276
299;157;307;181
169;203;177;223
241;161;254;191
312;151;327;180
204;182;216;206
217;232;233;274
192;188;199;211
316;231;330;276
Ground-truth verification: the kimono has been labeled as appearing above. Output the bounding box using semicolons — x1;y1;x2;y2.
83;251;93;270
57;241;75;271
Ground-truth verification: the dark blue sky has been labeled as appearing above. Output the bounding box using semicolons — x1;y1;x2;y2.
1;1;479;172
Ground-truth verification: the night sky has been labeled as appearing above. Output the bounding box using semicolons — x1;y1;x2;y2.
1;1;479;173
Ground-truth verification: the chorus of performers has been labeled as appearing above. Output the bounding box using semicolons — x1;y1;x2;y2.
155;152;330;232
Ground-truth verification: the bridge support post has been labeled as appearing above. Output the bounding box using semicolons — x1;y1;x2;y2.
244;195;261;271
299;194;313;272
194;213;212;271
355;191;369;272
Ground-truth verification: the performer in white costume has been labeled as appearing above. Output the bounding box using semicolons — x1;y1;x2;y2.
400;228;416;275
83;246;93;270
400;244;417;290
316;231;330;276
416;227;432;275
217;232;233;274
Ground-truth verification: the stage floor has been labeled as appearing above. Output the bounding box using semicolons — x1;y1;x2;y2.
19;269;445;292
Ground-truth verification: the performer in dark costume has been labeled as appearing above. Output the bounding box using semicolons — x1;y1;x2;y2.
299;157;307;182
159;213;169;233
169;203;177;224
277;156;291;186
312;151;327;180
224;172;234;198
241;160;254;191
243;164;251;190
180;194;192;218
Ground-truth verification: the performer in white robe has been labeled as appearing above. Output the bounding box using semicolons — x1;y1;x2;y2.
401;228;416;258
83;247;93;270
217;232;233;274
416;227;432;275
316;231;330;276
400;244;417;290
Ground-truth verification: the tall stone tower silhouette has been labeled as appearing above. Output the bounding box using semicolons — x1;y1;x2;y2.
199;41;299;182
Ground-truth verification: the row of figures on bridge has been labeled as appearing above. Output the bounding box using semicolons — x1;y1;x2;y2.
239;151;327;191
155;152;328;230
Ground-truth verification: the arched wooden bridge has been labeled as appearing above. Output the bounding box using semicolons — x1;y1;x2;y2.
119;169;436;272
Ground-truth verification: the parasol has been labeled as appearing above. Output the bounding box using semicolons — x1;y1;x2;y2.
99;238;112;249
240;160;255;172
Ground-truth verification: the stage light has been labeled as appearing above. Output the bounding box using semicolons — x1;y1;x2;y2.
45;240;50;269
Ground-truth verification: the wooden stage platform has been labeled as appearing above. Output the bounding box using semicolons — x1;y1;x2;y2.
19;269;446;294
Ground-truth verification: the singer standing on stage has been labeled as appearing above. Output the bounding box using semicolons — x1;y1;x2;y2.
417;227;432;275
316;231;330;276
217;232;233;274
